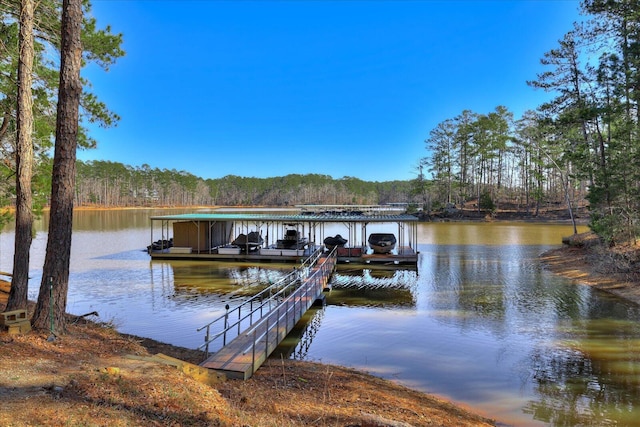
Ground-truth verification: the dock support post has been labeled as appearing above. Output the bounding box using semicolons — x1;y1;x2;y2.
204;325;211;359
223;304;229;346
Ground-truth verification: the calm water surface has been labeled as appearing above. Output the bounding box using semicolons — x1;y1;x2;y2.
1;210;639;427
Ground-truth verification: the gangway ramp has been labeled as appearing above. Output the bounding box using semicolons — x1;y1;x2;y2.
198;248;336;379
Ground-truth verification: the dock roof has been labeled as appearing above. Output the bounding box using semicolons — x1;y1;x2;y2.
149;212;418;223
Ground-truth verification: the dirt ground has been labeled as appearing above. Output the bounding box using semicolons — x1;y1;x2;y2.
539;232;640;306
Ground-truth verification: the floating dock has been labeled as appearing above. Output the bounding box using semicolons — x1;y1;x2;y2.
148;205;419;266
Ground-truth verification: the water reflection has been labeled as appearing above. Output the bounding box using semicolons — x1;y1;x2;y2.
327;268;418;308
527;313;640;426
165;261;291;294
414;243;640;426
1;208;195;233
421;244;605;332
419;222;583;246
273;307;326;360
525;335;640;426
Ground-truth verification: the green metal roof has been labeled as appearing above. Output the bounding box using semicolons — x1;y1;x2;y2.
149;212;418;223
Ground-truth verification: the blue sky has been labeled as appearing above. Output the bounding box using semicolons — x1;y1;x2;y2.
80;0;582;182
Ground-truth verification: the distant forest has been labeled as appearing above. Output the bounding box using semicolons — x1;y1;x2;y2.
72;160;420;208
67;156;579;211
1;157;577;212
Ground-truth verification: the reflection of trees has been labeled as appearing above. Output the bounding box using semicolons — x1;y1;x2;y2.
227;266;290;291
72;209;189;231
154;262;291;304
428;246;601;333
19;208;203;233
427;246;509;334
524;318;640;426
524;346;640;426
427;245;640;425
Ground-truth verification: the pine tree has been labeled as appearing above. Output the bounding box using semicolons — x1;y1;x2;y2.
31;0;82;332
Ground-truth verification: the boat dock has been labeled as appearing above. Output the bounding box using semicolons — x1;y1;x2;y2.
198;248;336;379
148;205;419;266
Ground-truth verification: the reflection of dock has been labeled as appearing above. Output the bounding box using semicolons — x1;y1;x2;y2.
272;306;325;360
327;287;415;308
327;269;418;308
148;205;419;267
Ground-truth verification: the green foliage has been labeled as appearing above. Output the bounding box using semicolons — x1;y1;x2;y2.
577;1;640;242
405;203;419;214
431;200;444;211
478;192;495;212
0;189;13;231
421;105;554;212
0;0;124;209
589;211;622;246
415;2;640;241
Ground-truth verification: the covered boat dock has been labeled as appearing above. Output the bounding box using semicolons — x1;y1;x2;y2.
148;206;419;265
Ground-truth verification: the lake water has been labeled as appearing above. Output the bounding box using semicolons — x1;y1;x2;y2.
1;209;639;427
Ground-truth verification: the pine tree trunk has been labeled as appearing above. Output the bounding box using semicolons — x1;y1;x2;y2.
7;0;35;312
32;0;82;332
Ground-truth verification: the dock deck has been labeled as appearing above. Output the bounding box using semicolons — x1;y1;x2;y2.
150;244;418;265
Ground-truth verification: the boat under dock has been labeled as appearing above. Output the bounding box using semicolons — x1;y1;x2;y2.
148;205;420;266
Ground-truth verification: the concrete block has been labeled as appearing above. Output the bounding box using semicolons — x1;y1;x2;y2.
7;320;31;335
0;309;27;326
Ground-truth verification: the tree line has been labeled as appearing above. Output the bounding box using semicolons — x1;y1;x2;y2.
419;106;587;215
420;0;640;244
73;160;418;207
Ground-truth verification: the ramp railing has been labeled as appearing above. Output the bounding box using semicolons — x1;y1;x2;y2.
197;247;330;359
240;248;336;376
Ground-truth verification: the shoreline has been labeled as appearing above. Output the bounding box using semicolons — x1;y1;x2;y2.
9;203;589;220
540;241;640;306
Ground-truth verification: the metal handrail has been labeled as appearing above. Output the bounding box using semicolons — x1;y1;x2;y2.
240;250;336;375
299;246;325;271
197;247;334;358
243;253;336;377
241;254;331;340
197;272;295;356
196;270;294;332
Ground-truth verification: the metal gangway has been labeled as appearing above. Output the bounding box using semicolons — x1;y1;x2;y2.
198;247;336;379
